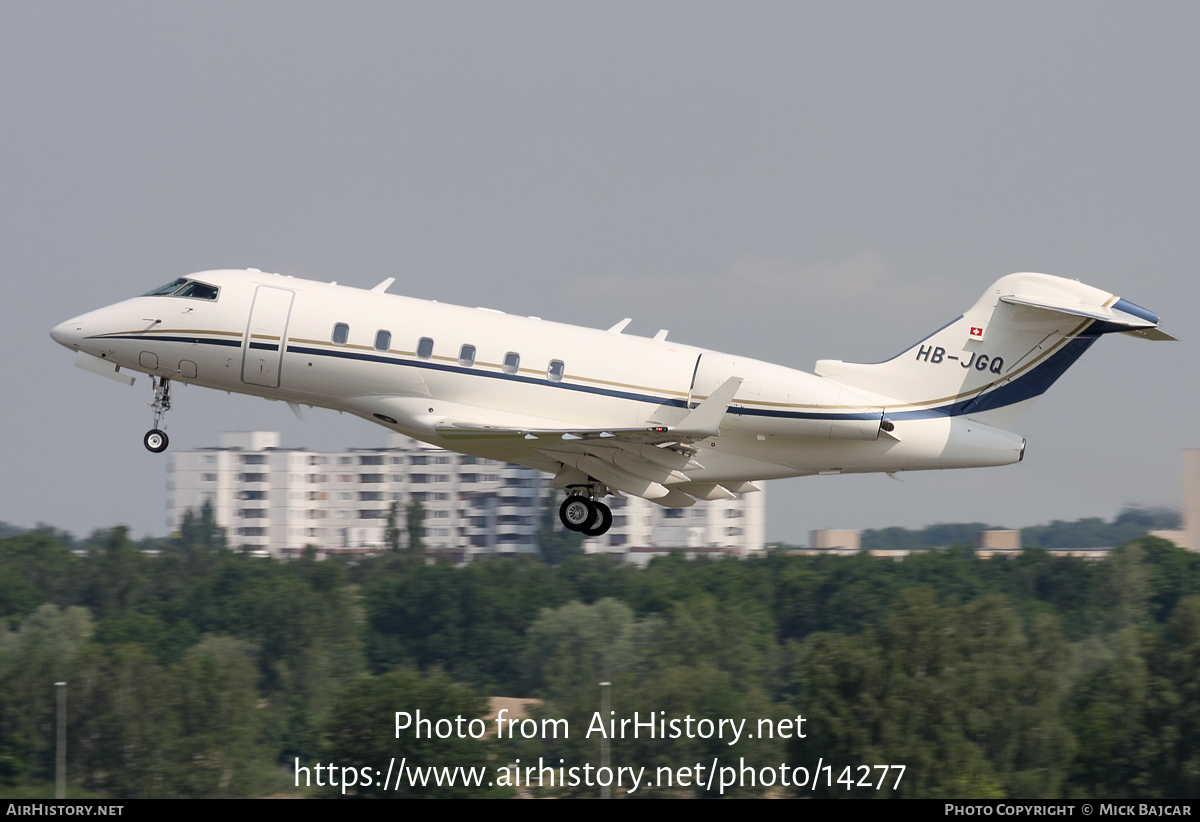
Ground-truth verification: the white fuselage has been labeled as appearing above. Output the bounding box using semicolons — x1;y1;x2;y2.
51;270;1028;494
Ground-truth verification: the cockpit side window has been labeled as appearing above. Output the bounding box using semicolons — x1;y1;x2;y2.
144;279;188;296
174;281;219;300
143;278;220;301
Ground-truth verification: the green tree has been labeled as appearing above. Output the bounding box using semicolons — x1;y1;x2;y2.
323;670;504;798
385;501;402;553
405;500;425;562
536;493;584;565
169;636;264;798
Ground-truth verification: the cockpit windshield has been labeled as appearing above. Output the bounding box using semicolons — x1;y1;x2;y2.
142;278;219;301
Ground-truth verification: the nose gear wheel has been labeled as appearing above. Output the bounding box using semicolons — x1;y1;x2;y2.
144;376;172;453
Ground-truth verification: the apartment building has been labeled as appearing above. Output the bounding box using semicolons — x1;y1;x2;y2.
167;431;765;560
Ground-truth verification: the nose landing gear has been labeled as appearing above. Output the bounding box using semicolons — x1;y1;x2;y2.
144;376;171;453
558;491;613;537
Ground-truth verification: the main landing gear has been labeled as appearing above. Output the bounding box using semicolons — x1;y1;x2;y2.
559;492;613;537
144;376;171;453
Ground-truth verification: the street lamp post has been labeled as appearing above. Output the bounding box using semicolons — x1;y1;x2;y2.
599;681;611;799
55;681;66;800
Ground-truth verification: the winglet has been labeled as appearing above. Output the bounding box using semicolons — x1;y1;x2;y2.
370;277;396;293
674;377;742;436
607;318;632;334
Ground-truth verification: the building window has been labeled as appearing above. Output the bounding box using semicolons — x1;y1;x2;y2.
241;455;267;464
332;323;350;345
360;455;384;465
202;473;217;482
239;473;267;483
360;474;384;483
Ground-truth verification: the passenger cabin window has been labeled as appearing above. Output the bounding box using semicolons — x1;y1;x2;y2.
547;360;565;382
332;323;349;345
502;352;520;375
374;330;391;351
143;278;219;301
459;344;476;367
417;337;433;359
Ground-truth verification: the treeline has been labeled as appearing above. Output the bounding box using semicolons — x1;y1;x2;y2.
1;507;1199;797
858;506;1180;552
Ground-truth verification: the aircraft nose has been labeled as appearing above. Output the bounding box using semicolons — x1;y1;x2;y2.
50;319;84;349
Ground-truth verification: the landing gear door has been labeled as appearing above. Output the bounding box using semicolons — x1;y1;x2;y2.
242;286;295;388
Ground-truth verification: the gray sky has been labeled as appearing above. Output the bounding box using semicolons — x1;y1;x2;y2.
3;2;1196;542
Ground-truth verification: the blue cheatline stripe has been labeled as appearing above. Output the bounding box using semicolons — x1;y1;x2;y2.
95;320;1123;424
91;334;242;347
290;330;1099;423
286;345;693;409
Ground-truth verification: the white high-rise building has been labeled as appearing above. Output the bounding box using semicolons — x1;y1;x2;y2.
167;432;765;560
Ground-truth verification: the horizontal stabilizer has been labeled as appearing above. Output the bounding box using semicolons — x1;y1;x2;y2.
999;295;1155;328
1121;326;1178;341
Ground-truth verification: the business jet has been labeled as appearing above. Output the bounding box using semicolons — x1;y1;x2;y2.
50;269;1173;537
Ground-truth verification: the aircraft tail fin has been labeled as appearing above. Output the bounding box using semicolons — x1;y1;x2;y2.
814;272;1172;430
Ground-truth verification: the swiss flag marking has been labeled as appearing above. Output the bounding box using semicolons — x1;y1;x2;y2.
969;326;984;338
